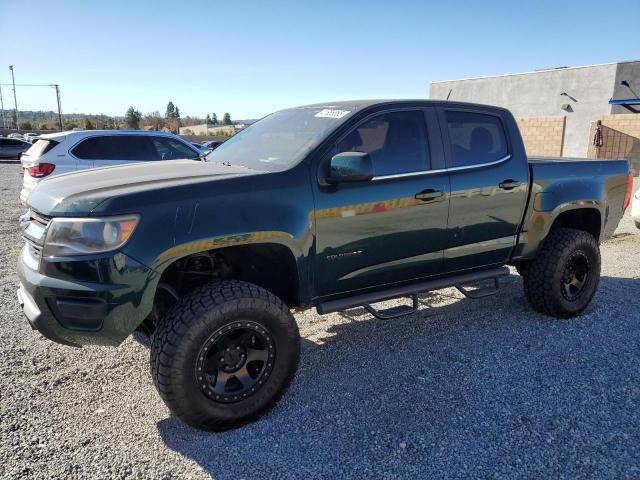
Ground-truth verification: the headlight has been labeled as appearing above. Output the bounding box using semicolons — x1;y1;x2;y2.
43;215;140;256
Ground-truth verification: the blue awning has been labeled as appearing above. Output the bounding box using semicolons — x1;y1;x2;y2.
609;98;640;112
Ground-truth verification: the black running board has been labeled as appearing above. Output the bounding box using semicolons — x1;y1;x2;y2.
316;266;510;316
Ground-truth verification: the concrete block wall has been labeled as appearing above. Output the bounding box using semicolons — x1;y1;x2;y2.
515;116;565;157
587;114;640;175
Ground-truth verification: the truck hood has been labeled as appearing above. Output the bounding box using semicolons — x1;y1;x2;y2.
28;160;258;216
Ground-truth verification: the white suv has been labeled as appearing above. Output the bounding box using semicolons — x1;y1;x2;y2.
20;130;201;204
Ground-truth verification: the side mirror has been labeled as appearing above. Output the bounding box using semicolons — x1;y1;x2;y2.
326;151;374;184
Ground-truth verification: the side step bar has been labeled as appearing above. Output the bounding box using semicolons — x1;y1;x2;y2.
316;266;510;316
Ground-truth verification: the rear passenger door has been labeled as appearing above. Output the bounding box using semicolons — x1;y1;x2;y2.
437;107;529;272
71;135;157;168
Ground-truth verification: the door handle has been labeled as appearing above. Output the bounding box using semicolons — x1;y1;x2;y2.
498;179;521;190
415;189;444;201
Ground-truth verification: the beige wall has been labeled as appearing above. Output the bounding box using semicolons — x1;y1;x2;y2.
587;114;640;175
515;116;566;157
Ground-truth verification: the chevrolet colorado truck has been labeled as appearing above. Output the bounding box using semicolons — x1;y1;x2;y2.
17;100;633;431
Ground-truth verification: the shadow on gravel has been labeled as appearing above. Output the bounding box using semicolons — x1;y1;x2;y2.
157;275;640;479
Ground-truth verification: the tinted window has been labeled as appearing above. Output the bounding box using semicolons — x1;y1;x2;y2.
72;136;156;161
445;111;508;167
0;139;20;146
151;137;198;160
336;110;429;176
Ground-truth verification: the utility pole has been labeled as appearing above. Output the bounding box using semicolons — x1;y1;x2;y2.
9;65;18;129
53;84;64;131
0;80;6;128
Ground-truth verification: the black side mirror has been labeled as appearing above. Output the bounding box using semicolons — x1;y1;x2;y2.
326;151;374;184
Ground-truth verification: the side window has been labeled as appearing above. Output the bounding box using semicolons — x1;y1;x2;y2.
336;110;429;176
72;136;155;161
109;136;156;161
445;111;508;168
72;137;102;159
151;137;198;160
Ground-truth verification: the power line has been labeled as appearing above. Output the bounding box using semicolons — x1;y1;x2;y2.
0;79;64;131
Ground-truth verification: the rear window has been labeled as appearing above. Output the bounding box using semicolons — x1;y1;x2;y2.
24;139;59;157
445;111;508;167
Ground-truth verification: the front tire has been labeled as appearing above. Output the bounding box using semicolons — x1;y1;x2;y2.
523;228;600;318
150;280;300;431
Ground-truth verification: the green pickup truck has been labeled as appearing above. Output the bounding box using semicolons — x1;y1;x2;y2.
18;100;633;430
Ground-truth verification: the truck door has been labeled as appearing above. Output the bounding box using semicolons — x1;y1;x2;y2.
437;107;529;272
313;107;450;298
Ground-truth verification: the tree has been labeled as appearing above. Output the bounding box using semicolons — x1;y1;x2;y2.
125;106;142;129
165;101;175;119
205;114;211;125
222;112;232;125
19;121;33;130
38;123;49;130
212;113;218;125
174;106;180;119
84;118;95;130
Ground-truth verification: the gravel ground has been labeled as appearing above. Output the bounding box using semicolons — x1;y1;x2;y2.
1;162;639;479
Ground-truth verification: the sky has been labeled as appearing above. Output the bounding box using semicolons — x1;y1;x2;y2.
1;0;639;120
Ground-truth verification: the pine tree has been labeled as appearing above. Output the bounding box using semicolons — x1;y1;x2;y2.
222;112;232;125
212;113;218;125
165;101;175;119
125;106;142;129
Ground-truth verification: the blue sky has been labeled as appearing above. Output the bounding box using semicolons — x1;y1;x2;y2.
1;0;638;119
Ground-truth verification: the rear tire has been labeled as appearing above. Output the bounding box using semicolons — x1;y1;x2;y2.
523;228;600;318
150;280;300;431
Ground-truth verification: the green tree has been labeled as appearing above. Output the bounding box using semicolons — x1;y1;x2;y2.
125;106;142;129
212;113;218;125
84;118;95;130
174;106;180;119
222;112;231;125
205;114;211;125
165;101;175;119
38;123;49;130
19;121;33;130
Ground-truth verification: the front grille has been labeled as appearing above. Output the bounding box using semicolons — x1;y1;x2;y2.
24;237;43;259
22;210;52;260
30;210;51;229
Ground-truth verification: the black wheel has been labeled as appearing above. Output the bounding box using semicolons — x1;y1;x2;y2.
635;221;640;230
523;228;600;318
150;280;300;431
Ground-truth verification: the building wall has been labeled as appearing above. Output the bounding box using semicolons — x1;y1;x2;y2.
429;63;631;158
587;114;640;175
515;116;565;157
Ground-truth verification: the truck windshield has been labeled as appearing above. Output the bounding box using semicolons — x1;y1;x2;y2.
204;106;354;171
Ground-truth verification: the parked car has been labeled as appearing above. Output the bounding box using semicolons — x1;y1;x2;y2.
17;100;632;431
7;133;24;140
0;137;31;159
631;184;640;228
200;139;224;152
23;133;39;143
19;130;202;204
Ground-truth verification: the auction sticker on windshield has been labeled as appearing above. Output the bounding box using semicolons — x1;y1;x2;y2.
314;109;350;119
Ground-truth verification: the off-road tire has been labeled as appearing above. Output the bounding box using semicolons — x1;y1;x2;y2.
523;228;600;318
150;280;300;431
